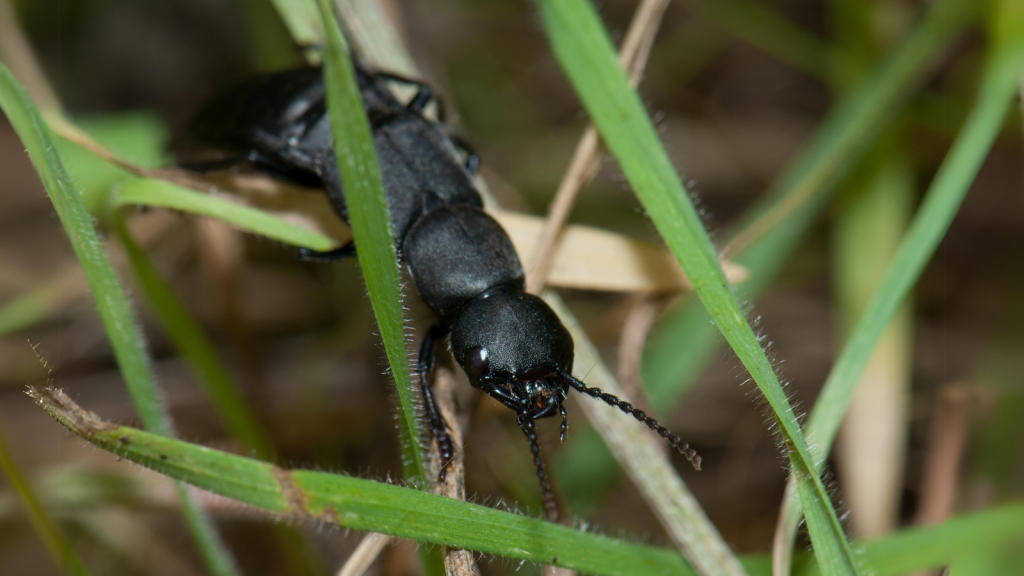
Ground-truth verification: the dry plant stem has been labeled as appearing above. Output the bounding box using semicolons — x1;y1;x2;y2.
525;0;670;293
545;292;748;576
432;366;481;576
336;533;392;576
906;385;993;576
333;366;479;576
913;385;993;526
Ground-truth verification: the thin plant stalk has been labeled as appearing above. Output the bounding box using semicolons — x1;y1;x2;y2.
545;293;748;576
526;0;670;293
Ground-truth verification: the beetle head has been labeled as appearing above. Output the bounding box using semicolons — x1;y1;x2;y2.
449;286;573;419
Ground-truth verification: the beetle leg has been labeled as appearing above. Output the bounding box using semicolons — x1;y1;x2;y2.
373;72;446;120
298;243;356;263
446;134;480;175
417;325;455;482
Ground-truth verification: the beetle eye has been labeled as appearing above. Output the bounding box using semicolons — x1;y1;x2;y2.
465;347;489;381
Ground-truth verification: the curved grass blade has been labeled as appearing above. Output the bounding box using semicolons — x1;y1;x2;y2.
33;385;696;576
314;0;427;485
31;386;1024;576
0;425;91;576
115;178;336;251
535;1;859;573
0;63;242;576
774;18;1024;572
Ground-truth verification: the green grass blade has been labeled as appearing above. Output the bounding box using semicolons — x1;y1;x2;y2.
314;0;426;484
0;64;242;576
110;208;276;459
114;178;335;251
723;0;973;259
33;386;697;576
31;386;1024;576
554;0;975;512
0;425;91;576
642;0;965;406
777;18;1024;567
536;1;858;573
822;505;1024;576
0;284;64;335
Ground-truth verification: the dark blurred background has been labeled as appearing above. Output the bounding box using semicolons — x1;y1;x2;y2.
1;0;1022;574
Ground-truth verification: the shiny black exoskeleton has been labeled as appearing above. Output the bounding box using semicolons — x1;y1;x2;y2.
178;63;699;520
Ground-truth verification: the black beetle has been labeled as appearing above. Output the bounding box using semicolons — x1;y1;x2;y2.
177;63;699;520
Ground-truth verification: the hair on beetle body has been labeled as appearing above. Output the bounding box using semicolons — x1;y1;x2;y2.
177;60;700;521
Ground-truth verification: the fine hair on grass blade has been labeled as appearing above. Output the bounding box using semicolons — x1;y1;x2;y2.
772;10;1024;573
536;0;860;573
0;64;243;576
31;385;699;576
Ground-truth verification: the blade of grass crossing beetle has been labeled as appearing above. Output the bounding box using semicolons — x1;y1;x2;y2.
0;64;243;576
535;1;859;574
777;24;1024;572
314;0;427;486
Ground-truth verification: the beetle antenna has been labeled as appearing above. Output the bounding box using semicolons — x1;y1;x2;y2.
516;411;559;521
562;371;701;470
